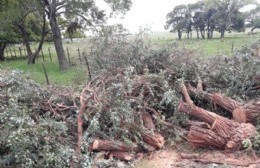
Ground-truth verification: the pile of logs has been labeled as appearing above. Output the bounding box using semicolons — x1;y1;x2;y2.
89;112;165;161
178;82;258;150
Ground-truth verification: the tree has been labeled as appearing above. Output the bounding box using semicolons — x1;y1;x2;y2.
188;1;206;39
0;0;47;64
0;0;21;61
246;5;260;32
165;5;190;40
40;0;132;71
207;0;253;38
14;0;47;64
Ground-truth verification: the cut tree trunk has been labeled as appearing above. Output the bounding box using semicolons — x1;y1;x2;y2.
90;139;139;152
178;101;256;150
142;132;165;149
142;112;165;149
187;85;260;124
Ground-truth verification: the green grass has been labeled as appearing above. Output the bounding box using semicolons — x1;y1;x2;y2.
0;59;88;86
150;32;260;57
1;30;259;86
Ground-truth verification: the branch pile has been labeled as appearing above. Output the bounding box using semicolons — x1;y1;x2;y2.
76;68;177;161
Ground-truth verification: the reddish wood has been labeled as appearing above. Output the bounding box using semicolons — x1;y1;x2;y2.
187;84;241;112
91;139;139;152
178;101;256;150
142;113;155;131
181;83;193;106
187;85;260;124
197;79;203;91
108;151;134;161
142;131;165;149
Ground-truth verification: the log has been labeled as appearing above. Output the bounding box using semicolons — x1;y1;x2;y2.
108;151;134;161
142;131;165;149
142;113;155;131
178;101;256;150
91;139;139;152
142;112;165;149
187;85;260;124
187;84;241;112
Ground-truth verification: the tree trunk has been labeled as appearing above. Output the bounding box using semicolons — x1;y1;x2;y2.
17;23;33;58
196;30;200;39
28;13;47;65
178;29;182;40
49;0;69;71
220;29;225;38
251;27;256;33
0;42;7;61
200;30;205;39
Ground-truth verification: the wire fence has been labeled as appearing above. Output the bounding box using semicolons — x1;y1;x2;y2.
4;45;88;66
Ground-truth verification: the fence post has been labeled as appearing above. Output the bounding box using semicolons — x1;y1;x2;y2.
13;48;17;58
231;42;234;53
9;48;13;58
48;48;52;63
5;49;9;58
42;63;50;85
19;47;23;59
84;53;91;81
77;47;81;62
66;47;71;65
41;49;45;62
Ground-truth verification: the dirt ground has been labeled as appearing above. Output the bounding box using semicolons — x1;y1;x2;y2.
134;144;260;168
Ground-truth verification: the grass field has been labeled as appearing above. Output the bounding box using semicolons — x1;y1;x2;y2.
1;30;259;86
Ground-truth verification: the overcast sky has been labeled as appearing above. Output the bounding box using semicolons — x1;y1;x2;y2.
105;0;197;33
98;0;259;33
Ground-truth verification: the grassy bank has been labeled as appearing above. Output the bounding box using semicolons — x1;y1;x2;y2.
0;59;88;86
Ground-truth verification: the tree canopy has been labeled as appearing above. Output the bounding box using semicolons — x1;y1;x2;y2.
165;0;257;39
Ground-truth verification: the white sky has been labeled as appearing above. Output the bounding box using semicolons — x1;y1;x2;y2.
98;0;259;33
106;0;197;33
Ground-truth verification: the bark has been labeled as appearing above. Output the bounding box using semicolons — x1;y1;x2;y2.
142;113;155;131
142;112;165;149
142;131;165;149
178;101;256;150
90;139;139;152
0;42;7;61
187;85;260;124
48;0;69;71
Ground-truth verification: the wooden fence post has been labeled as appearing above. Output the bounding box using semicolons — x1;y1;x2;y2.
9;48;13;58
84;54;91;81
19;47;23;59
42;63;50;85
23;48;27;59
66;47;71;65
77;47;81;62
13;48;17;58
41;49;45;62
231;42;234;53
48;48;52;63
